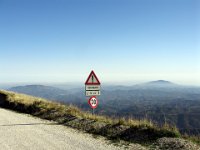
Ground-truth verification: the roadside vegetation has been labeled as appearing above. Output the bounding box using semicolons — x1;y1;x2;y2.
1;90;199;147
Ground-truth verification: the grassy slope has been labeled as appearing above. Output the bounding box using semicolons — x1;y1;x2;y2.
0;90;181;145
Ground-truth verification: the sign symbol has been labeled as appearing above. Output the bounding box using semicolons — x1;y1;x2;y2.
91;98;96;105
88;96;98;109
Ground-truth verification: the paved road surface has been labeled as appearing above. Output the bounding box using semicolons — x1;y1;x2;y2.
0;108;146;150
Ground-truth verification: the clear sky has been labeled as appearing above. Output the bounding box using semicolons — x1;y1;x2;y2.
0;0;199;85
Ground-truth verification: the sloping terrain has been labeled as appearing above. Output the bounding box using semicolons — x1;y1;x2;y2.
0;90;199;150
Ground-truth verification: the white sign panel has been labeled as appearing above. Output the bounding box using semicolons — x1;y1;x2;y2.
86;91;100;96
85;85;101;91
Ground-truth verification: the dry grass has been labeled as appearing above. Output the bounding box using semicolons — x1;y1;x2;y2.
0;90;156;127
182;134;200;145
0;90;181;144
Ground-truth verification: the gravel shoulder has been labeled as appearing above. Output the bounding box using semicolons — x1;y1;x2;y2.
0;108;146;150
1;107;199;150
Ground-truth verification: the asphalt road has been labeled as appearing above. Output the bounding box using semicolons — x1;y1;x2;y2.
0;108;146;150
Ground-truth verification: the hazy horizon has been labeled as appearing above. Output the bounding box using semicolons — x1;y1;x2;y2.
0;79;200;87
0;0;199;85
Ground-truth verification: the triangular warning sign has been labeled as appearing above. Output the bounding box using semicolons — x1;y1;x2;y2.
85;70;101;85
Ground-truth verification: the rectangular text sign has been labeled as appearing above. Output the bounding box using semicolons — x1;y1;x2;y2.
85;85;101;91
85;91;100;96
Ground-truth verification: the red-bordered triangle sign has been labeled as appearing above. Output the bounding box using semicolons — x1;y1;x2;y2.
85;70;101;85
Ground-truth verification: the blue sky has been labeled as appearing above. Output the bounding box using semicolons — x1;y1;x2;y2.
0;0;199;85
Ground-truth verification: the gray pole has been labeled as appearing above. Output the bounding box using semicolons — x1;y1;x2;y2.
92;108;94;115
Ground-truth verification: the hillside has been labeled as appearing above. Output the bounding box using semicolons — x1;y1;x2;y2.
7;81;200;136
9;85;68;100
1;90;199;149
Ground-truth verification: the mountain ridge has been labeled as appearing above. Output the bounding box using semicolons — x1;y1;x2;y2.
9;85;68;100
147;80;175;85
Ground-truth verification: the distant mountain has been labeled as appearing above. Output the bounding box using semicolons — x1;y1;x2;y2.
147;80;174;85
102;80;178;91
134;80;178;89
9;85;68;100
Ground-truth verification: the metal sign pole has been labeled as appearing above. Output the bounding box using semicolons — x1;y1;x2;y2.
92;108;94;115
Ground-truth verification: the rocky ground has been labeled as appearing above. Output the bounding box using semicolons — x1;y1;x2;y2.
149;137;200;150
